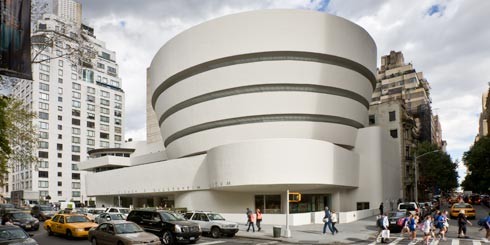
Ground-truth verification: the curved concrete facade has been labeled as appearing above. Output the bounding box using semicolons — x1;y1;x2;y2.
148;9;377;159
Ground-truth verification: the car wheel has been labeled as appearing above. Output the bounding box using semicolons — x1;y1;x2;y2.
66;229;73;239
47;227;53;236
161;231;173;245
211;227;221;238
91;238;97;245
117;241;124;245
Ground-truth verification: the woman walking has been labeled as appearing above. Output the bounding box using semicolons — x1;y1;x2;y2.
422;215;433;245
246;210;256;232
457;210;472;238
409;214;418;241
331;210;339;234
256;209;263;232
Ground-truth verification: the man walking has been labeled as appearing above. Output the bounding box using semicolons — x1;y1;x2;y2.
322;206;334;235
379;202;384;215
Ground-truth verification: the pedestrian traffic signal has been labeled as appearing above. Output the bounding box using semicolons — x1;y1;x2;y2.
289;192;301;202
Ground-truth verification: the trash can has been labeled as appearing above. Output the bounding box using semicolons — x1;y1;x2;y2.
273;226;281;238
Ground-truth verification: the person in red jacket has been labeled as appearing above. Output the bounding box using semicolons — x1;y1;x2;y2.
256;209;263;231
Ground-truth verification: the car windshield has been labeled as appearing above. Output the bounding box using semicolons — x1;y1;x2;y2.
40;206;53;211
399;204;416;210
0;228;28;240
93;210;104;214
454;204;472;208
12;213;32;219
160;212;186;221
110;214;125;220
66;216;90;223
208;213;225;221
119;209;129;214
115;223;144;234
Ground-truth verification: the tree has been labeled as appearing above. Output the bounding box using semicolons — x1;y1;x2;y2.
0;97;38;184
416;142;459;199
462;136;490;193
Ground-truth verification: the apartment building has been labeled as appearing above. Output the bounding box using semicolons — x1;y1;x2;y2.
477;86;489;141
369;51;442;200
6;1;124;206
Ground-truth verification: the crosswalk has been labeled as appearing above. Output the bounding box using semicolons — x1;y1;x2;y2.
368;237;489;244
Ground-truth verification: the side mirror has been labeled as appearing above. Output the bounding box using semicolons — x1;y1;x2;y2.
106;217;111;221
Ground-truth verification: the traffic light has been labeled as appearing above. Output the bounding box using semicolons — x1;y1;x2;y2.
289;192;301;203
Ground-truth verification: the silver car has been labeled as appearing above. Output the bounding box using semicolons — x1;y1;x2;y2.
184;211;238;238
95;213;126;224
88;220;160;245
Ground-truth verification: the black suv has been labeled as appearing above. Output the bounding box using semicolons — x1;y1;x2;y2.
127;209;201;245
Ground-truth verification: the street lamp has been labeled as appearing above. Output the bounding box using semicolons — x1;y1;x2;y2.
414;150;439;202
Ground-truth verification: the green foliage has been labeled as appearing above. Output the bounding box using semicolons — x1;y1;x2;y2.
416;142;459;197
0;97;38;184
462;136;490;193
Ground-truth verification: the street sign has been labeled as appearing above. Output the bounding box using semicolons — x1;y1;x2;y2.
289;192;301;202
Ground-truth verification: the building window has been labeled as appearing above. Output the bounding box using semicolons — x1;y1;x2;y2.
58;162;62;167
39;131;48;139
57;172;62;177
114;110;122;117
87;95;95;102
57;106;62;111
38;171;48;178
72;100;81;108
39;160;48;168
72;164;78;170
58;69;63;76
58;181;62;187
87;138;95;146
39;93;49;101
72;155;80;162
115;127;121;134
87;87;95;94
72;182;81;189
100;141;109;148
101;99;109;106
38;181;48;188
115;119;121;126
57;96;63;102
72;127;80;135
97;62;105;69
356;202;370;210
389;111;396;121
59;60;63;67
107;66;117;75
39;112;49;120
100;107;109;114
369;115;375;125
58;78;63;84
87;112;95;120
115;94;122;101
72;136;80;144
39;122;49;130
39;73;49;81
57;124;62;130
100;90;109;98
390;129;398;138
72;91;81;99
39;82;49;91
40;64;50;72
72;83;81;90
87;104;95;111
115;102;122;109
38;151;48;158
72;145;80;152
57;191;62;196
38;141;49;149
82;69;94;83
101;52;111;60
100;124;109;131
72;118;80;126
254;195;282;214
72;173;80;180
114;135;122;141
72;191;81;197
57;153;62;158
87;121;95;128
57;115;62;121
100;115;109;123
87;130;95;137
71;73;77;80
39;102;49;110
57;143;63;150
100;132;109;139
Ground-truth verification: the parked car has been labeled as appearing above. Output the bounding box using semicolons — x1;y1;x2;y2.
184;211;239;238
127;209;201;245
95;213;126;224
0;225;38;245
31;205;56;221
450;203;476;219
397;202;419;215
1;211;40;231
43;214;98;238
86;208;106;221
88;220;161;245
469;194;481;205
104;207;130;218
481;195;490;207
386;211;406;233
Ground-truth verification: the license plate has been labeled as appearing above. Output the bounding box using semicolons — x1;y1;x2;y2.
26;225;31;228
190;237;195;241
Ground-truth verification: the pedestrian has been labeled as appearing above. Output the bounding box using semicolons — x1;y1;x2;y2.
457;210;472;238
376;212;389;243
435;210;447;240
401;213;411;238
409;214;418;241
331;210;339;234
379;202;384;215
245;208;251;226
256;209;262;232
483;211;490;241
246;209;255;232
422;215;432;245
322;206;334;235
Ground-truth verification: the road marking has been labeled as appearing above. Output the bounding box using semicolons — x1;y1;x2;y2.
389;237;404;244
451;239;459;245
198;242;226;245
472;241;481;245
256;242;279;245
431;239;439;245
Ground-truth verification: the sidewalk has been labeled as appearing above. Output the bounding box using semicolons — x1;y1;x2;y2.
236;216;379;244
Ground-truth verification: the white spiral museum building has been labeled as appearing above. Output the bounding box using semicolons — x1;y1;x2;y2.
81;10;401;225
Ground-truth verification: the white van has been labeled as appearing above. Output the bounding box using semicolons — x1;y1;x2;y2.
59;201;76;210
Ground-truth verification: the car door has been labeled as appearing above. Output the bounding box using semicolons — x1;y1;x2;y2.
191;213;208;232
96;223;109;245
56;216;66;234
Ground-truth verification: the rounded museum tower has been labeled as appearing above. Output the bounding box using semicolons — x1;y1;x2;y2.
148;9;377;159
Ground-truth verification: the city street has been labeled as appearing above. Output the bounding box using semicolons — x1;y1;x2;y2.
25;203;489;244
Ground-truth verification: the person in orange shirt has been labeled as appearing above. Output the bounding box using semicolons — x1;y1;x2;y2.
247;210;256;232
256;209;263;232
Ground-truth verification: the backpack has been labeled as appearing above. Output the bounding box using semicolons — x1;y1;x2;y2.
396;217;405;227
478;218;489;228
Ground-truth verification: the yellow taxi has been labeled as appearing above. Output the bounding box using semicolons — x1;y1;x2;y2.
44;214;98;238
450;202;476;219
